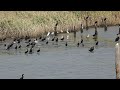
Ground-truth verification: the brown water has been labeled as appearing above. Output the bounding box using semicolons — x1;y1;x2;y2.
0;26;118;79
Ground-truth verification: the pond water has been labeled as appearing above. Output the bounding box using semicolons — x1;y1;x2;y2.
0;26;118;79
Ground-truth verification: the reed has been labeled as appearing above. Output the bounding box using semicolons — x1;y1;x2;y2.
0;11;120;39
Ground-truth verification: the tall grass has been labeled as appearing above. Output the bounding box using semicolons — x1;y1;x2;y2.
0;11;120;39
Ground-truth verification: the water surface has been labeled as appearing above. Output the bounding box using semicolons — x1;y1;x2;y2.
0;26;118;79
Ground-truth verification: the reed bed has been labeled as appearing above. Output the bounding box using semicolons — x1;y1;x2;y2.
0;11;120;39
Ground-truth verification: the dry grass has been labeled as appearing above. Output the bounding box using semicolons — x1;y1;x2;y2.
0;11;120;39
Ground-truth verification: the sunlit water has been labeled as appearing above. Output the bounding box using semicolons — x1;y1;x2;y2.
0;26;118;79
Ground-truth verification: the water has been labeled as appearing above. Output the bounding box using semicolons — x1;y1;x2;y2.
0;26;118;79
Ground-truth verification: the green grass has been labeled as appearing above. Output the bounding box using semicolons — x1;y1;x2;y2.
0;11;120;39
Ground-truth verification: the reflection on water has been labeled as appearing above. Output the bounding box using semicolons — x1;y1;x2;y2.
0;26;118;79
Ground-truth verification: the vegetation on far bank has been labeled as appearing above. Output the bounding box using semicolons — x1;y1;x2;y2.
0;11;120;38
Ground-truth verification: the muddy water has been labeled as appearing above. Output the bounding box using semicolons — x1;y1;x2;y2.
0;26;118;79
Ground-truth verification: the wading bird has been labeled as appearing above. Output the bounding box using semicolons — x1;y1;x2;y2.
61;36;64;41
115;35;120;42
20;74;24;79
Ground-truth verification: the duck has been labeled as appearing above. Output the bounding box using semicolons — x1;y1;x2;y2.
65;42;68;46
3;38;6;42
46;41;48;44
25;49;28;54
77;42;80;47
20;74;24;79
6;43;14;50
25;39;31;43
41;37;46;41
34;39;38;44
96;41;99;46
93;34;96;37
56;38;58;42
51;37;55;41
37;48;40;53
15;45;17;50
17;39;21;44
26;43;30;47
4;44;6;47
29;48;33;54
89;46;94;52
80;39;83;44
30;41;35;46
18;45;21;49
39;36;42;40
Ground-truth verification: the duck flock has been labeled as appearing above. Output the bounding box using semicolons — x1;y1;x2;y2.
0;17;120;57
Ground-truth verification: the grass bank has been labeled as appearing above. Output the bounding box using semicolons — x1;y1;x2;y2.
0;11;120;39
